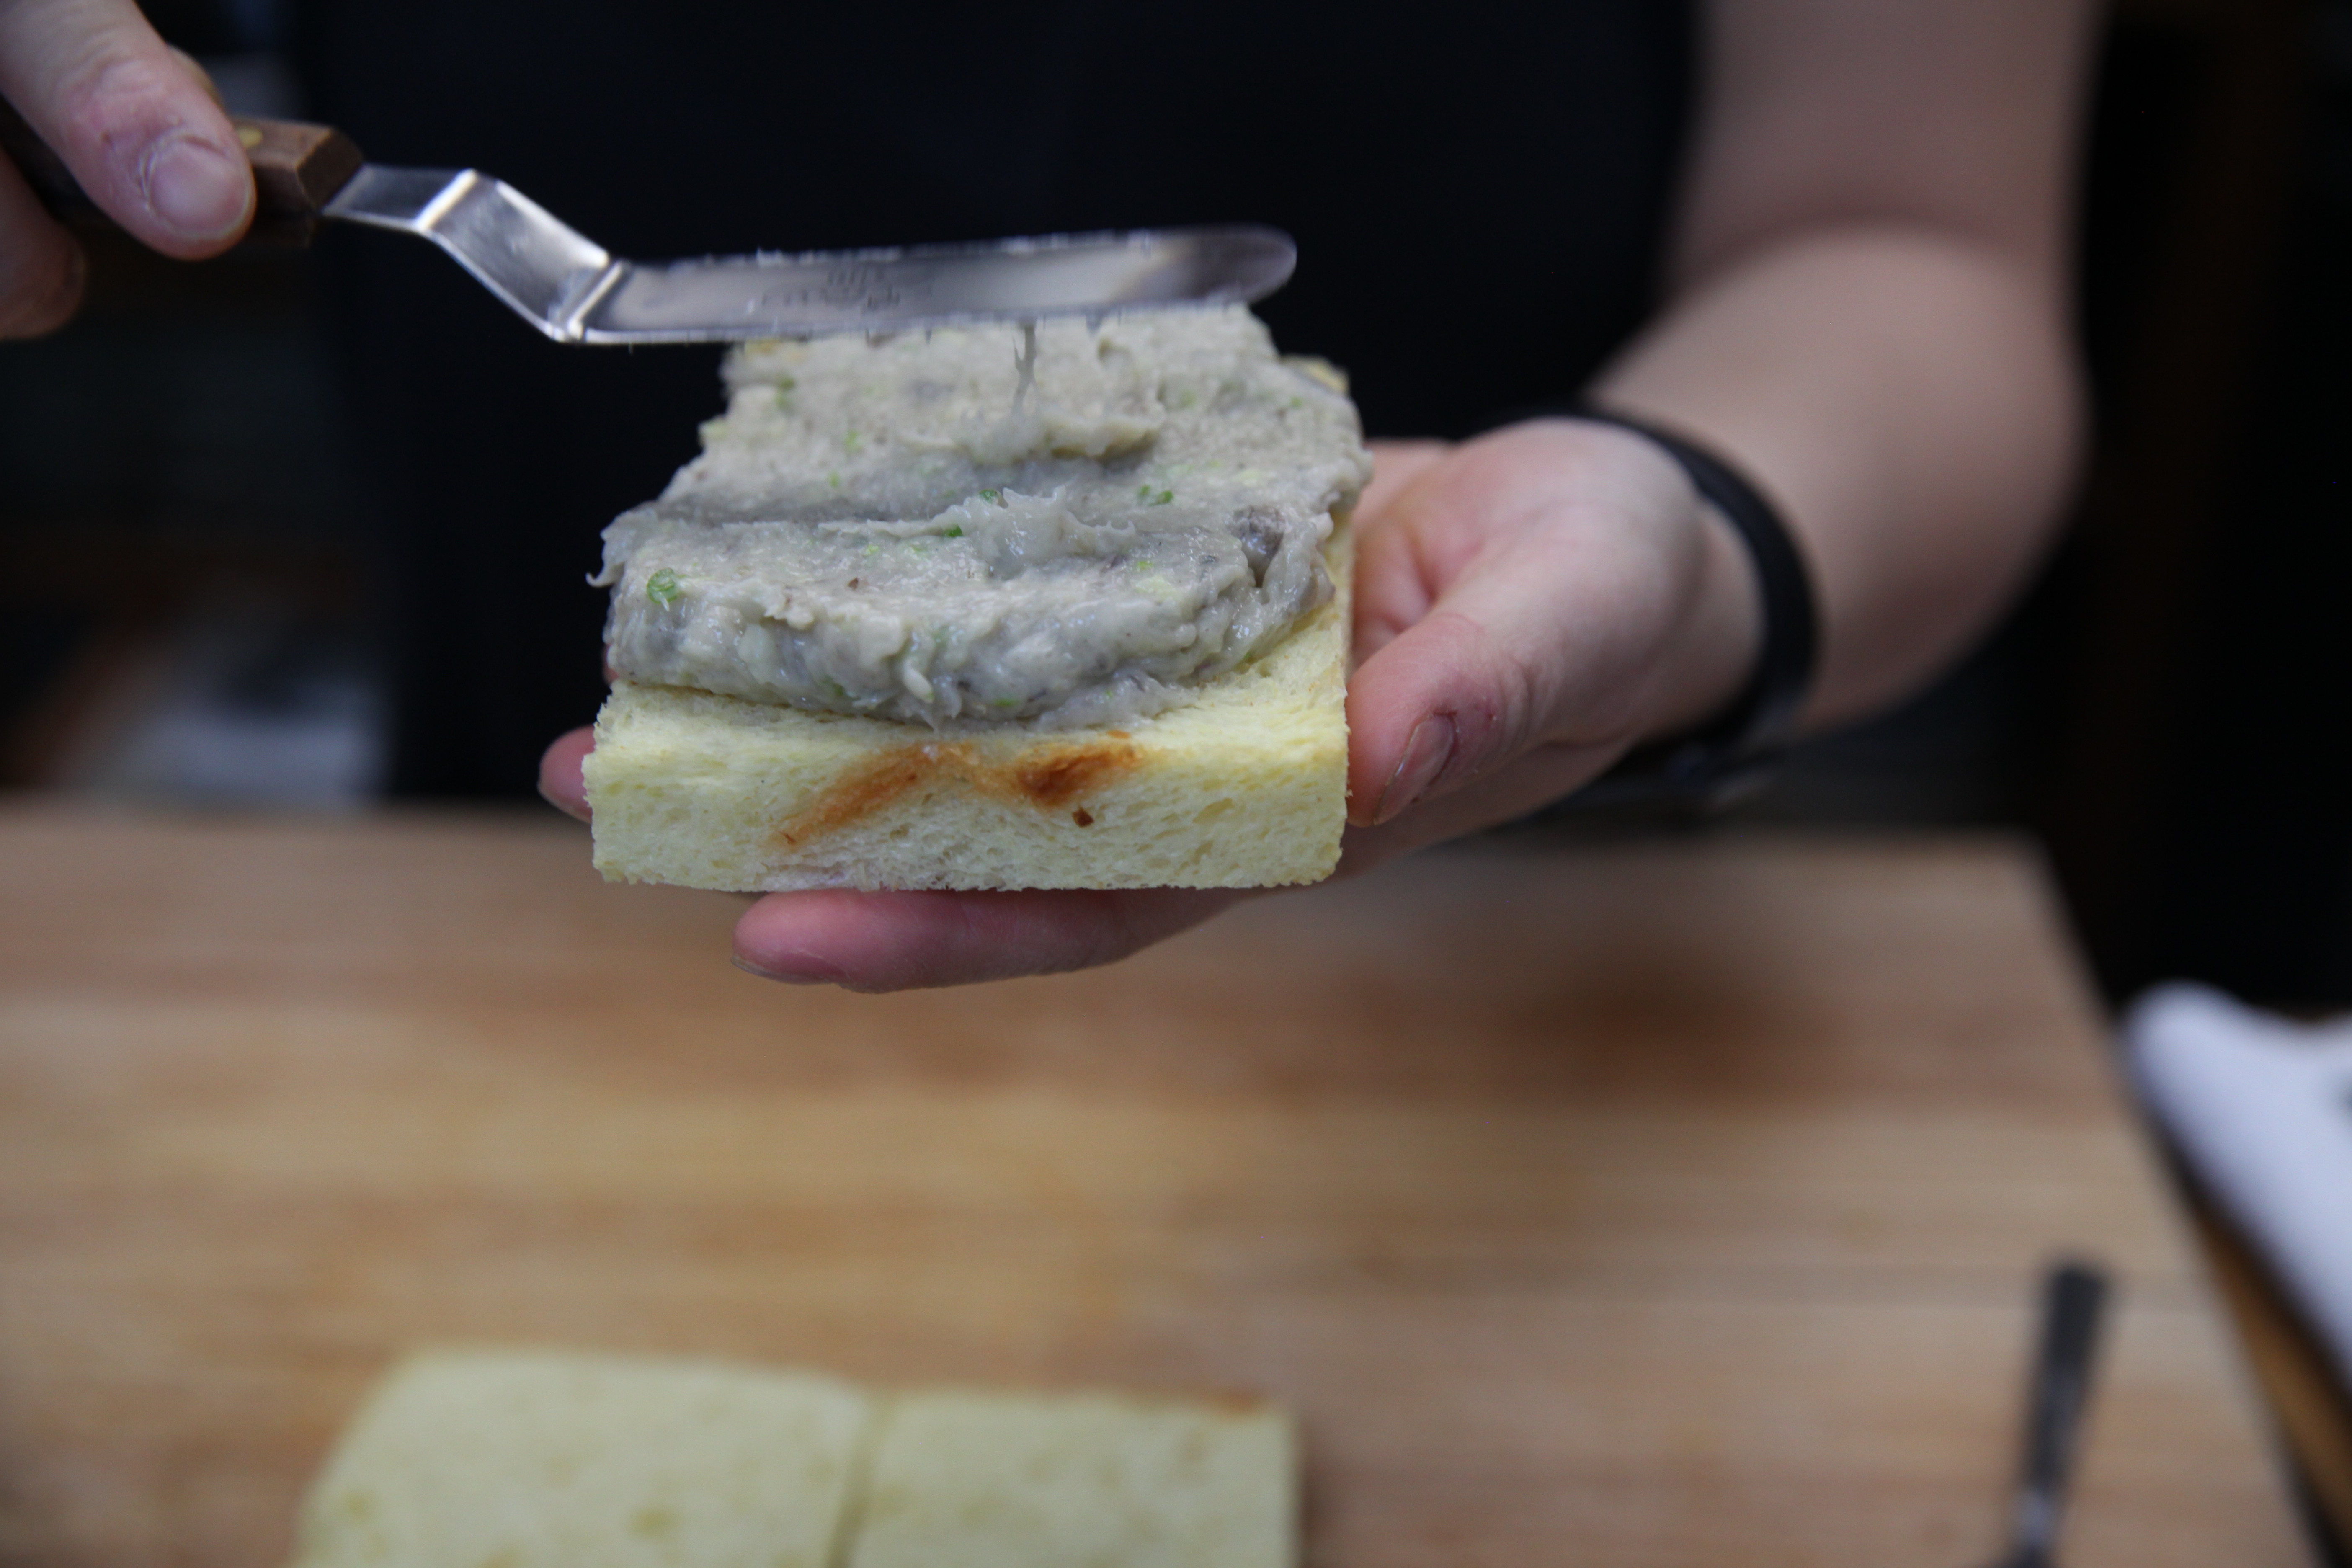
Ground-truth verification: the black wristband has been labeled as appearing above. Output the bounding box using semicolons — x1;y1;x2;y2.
1491;402;1819;809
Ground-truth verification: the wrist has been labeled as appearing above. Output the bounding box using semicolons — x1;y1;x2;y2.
1643;496;1766;743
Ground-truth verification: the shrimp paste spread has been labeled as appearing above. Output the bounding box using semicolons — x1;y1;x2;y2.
595;308;1372;728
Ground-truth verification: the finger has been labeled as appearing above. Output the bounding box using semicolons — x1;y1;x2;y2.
1335;738;1625;876
538;726;593;820
1346;440;1453;668
1349;449;1458;670
0;146;83;336
1344;424;1698;826
1346;604;1574;828
1354;438;1450;529
733;885;1249;991
0;0;253;256
165;45;223;108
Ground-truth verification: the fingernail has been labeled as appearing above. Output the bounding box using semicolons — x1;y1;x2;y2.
732;951;848;987
1375;714;1454;825
142;133;252;240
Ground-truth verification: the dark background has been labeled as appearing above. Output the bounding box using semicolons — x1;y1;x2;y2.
3;0;2348;1008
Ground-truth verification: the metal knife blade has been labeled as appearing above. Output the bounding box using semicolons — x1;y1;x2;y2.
321;165;1295;343
0;108;1297;343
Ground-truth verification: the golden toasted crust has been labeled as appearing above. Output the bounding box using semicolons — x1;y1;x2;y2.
582;523;1351;892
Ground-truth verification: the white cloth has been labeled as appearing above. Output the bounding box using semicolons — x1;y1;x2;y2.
2125;983;2352;1387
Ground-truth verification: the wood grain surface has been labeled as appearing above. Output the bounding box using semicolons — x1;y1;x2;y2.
0;806;2314;1568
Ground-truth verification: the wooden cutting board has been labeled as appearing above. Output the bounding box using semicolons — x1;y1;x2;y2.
0;807;2313;1567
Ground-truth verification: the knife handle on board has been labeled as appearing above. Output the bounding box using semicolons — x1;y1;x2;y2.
0;101;361;245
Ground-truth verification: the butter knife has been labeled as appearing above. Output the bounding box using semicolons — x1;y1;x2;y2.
1982;1259;2112;1568
0;108;1296;343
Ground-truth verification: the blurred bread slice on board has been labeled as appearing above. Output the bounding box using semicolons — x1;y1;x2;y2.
285;1350;1296;1568
848;1388;1295;1568
285;1349;871;1568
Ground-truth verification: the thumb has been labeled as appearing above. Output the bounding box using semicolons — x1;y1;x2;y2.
1346;595;1637;829
1343;429;1715;828
0;0;253;255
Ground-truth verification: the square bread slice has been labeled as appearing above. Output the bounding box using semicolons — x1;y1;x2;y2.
846;1389;1296;1568
284;1350;872;1568
584;523;1350;892
581;307;1365;895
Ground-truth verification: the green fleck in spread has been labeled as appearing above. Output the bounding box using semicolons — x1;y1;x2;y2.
943;524;965;538
978;488;1002;505
828;471;842;488
646;567;683;607
843;430;863;455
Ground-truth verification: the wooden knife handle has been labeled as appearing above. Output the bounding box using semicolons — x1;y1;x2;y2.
0;101;363;246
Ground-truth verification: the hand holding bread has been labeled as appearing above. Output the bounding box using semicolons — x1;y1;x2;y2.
540;416;1764;990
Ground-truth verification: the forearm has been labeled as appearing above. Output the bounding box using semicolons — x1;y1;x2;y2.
1593;221;2084;729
